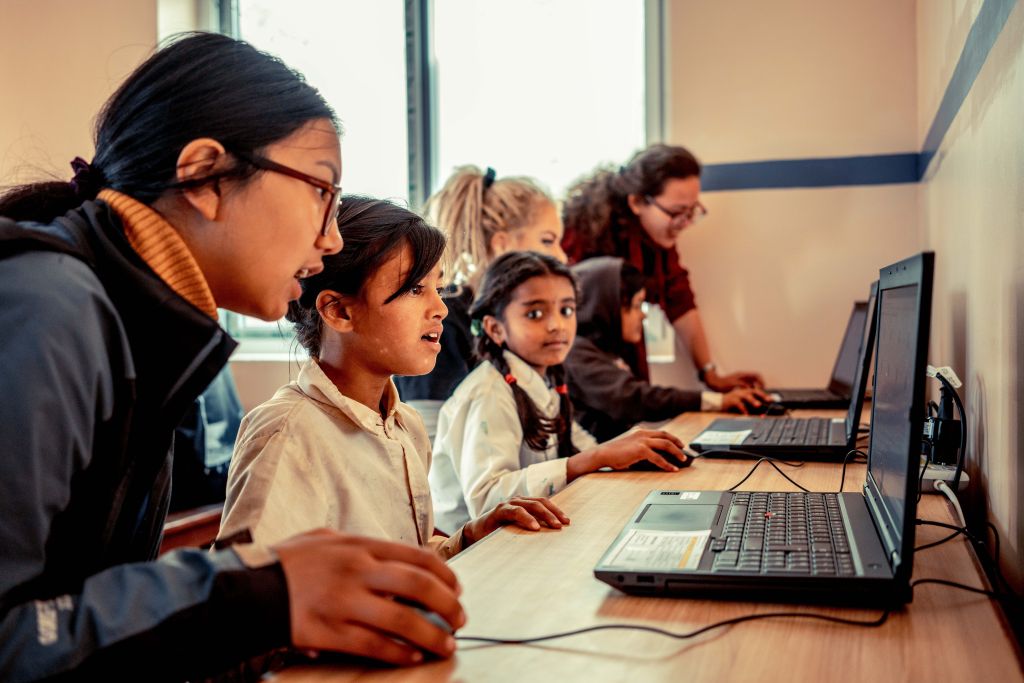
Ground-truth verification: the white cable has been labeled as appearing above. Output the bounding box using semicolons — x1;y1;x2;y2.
935;480;966;528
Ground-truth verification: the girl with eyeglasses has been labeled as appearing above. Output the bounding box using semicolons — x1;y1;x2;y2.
563;144;768;394
0;33;461;679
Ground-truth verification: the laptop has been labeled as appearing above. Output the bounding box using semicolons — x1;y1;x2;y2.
767;301;870;408
689;282;878;459
594;252;933;606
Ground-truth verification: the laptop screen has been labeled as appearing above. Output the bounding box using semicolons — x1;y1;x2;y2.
828;302;869;395
866;284;918;533
864;252;933;570
843;286;877;441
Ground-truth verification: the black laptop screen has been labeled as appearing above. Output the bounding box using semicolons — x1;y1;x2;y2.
828;303;869;395
866;283;918;536
843;290;876;440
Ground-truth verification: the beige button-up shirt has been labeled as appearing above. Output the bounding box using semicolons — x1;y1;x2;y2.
219;359;462;557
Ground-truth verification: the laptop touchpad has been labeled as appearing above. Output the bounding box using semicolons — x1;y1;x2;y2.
636;504;720;530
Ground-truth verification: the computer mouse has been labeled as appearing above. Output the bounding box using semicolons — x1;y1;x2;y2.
628;448;693;471
745;401;787;416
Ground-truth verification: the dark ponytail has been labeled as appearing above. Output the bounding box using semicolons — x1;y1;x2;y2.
563;143;701;255
470;251;579;457
0;32;337;223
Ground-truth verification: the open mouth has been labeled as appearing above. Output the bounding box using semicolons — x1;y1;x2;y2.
421;331;441;343
295;268;310;279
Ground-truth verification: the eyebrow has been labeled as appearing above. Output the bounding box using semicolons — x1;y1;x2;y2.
316;160;341;184
518;297;576;306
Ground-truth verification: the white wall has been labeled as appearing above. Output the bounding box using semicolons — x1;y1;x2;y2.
917;0;1024;590
0;1;157;186
654;0;920;390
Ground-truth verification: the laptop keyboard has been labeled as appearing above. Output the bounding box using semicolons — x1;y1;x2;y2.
710;492;855;576
745;417;834;446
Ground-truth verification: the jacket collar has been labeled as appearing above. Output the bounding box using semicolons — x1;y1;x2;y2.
298;358;404;436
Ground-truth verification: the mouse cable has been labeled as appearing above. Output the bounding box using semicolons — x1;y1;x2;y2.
725;457;811;493
455;608;891;645
455;579;1016;647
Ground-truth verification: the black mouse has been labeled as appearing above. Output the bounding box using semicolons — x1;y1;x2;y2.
628;448;693;471
744;401;787;416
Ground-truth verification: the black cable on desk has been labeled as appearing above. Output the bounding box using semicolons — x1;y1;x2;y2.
725;457;812;492
838;449;867;492
455;609;891;645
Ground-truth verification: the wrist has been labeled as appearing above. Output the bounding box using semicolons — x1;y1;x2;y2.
567;449;597;482
461;520;479;546
697;362;717;385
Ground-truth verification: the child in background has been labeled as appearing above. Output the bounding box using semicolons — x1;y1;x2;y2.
395;166;567;440
430;251;688;534
567;256;767;442
219;197;568;557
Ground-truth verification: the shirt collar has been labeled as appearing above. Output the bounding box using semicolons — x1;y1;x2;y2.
297;358;403;434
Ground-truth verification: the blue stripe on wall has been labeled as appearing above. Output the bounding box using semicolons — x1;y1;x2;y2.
702;0;1018;191
703;154;919;191
918;0;1017;177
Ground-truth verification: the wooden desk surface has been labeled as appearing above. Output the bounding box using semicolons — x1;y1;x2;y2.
273;411;1023;682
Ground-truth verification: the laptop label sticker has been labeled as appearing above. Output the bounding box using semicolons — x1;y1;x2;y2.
603;529;710;570
680;492;700;500
695;430;751;445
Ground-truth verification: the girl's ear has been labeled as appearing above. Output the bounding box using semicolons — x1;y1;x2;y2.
482;314;506;346
489;230;509;257
176;138;231;221
317;289;356;333
626;193;646;217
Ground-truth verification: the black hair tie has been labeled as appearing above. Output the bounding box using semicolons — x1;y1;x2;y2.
69;157;106;199
482;167;497;191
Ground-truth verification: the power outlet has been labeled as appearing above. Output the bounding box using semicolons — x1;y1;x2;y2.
920;462;970;493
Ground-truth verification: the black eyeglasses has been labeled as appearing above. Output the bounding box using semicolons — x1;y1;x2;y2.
644;195;708;225
235;151;342;236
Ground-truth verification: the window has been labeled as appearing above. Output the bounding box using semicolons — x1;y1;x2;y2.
431;0;647;198
220;0;655;353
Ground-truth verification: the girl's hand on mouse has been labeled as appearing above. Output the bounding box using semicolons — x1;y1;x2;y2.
464;496;570;545
722;387;772;414
570;429;687;478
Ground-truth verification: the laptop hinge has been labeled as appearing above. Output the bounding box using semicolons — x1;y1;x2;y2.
863;483;902;573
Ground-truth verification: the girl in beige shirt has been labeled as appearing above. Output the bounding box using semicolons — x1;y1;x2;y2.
219;196;567;558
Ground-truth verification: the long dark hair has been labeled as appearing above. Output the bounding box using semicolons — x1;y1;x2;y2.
286;196;446;358
470;251;579;457
0;32;337;222
563;144;701;255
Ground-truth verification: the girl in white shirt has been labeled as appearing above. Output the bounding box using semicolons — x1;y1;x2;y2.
430;251;689;533
219;196;568;557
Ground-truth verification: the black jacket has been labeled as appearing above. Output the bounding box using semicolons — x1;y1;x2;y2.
0;201;288;681
566;257;700;442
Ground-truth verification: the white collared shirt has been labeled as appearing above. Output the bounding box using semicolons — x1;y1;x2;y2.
219;359;462;556
429;351;598;534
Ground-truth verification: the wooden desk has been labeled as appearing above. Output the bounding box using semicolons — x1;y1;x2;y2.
273;411;1022;681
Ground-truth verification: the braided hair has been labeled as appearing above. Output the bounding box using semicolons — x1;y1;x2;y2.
470;251;579;457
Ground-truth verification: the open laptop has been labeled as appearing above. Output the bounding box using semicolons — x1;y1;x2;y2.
767;301;870;408
689;281;878;459
595;252;933;606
